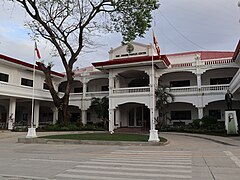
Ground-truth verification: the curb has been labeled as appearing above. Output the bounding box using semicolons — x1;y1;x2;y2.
18;138;169;146
164;132;239;147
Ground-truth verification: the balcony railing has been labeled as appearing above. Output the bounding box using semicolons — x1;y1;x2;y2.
0;81;52;100
204;58;234;65
169;86;198;93
169;84;229;94
201;84;229;91
171;58;234;68
86;91;109;97
113;87;150;94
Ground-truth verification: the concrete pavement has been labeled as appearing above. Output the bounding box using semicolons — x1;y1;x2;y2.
0;131;240;179
161;132;240;147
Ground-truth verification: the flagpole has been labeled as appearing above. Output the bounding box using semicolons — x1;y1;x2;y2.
26;40;37;138
148;31;160;142
151;43;155;130
31;45;36;128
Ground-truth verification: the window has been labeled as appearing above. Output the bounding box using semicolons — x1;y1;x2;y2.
74;87;83;93
138;52;147;55
21;78;33;87
43;83;49;90
171;111;191;120
101;86;109;91
209;109;221;119
0;73;9;82
170;80;190;87
210;77;232;85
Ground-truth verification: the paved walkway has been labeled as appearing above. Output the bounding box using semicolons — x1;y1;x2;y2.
1;130;240;146
161;132;240;147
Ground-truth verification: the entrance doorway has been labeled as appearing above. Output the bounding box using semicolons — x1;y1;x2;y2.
128;106;150;128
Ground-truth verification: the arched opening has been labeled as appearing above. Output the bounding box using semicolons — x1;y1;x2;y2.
69;105;81;123
0;105;7;129
58;80;83;93
205;100;240;122
39;106;53;126
15;101;31;126
118;70;149;88
159;71;196;87
167;102;197;126
87;78;109;92
117;103;150;129
202;68;238;85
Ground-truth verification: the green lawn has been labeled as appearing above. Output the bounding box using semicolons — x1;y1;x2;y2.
40;133;167;142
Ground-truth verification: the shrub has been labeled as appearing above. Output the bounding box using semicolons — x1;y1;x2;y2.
192;119;201;129
44;122;105;131
201;116;217;128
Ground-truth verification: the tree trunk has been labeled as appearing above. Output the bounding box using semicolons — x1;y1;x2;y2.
36;62;72;125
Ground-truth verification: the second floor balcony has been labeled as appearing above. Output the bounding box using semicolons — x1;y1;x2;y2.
112;84;229;96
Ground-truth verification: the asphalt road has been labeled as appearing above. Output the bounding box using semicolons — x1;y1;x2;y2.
0;131;240;180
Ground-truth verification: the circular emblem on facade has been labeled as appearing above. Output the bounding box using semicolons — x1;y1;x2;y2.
126;43;134;53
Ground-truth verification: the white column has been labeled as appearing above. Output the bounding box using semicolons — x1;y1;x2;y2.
115;75;120;88
196;67;204;119
196;73;202;89
82;81;87;98
81;110;87;125
52;107;58;124
8;98;16;130
198;107;203;119
34;100;40;128
115;108;120;127
109;109;114;132
109;76;114;95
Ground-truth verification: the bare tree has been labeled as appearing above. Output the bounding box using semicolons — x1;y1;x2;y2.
8;0;159;124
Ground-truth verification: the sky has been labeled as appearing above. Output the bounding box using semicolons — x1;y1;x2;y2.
0;0;239;72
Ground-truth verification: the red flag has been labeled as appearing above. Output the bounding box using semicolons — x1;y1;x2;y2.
35;42;41;59
152;31;161;58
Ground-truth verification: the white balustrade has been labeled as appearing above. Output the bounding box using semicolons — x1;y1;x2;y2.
113;87;150;94
169;86;198;93
171;62;193;68
201;84;229;91
169;84;229;94
204;58;234;65
0;81;52;100
86;91;109;97
171;58;234;68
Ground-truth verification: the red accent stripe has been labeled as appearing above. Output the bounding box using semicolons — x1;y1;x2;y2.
0;54;64;77
92;55;170;67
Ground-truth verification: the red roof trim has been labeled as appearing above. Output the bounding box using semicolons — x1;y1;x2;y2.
232;40;240;60
167;51;233;60
92;55;170;67
0;54;64;77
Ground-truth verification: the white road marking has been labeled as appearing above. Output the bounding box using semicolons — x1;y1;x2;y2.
55;150;193;179
20;158;80;164
224;151;240;167
92;158;192;165
0;173;48;180
75;164;192;173
79;160;192;168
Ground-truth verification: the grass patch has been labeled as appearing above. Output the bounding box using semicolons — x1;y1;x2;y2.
40;133;167;142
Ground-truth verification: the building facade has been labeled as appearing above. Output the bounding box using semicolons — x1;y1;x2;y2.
0;41;240;131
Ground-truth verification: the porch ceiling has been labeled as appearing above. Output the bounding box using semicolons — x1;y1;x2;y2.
119;70;148;79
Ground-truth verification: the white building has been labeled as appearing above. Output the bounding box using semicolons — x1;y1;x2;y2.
0;41;240;131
